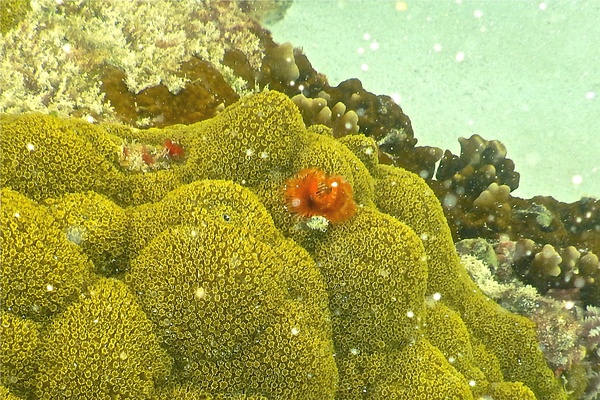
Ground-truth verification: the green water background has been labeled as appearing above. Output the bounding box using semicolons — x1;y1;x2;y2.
269;0;600;203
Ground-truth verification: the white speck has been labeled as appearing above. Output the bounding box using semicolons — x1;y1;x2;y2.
363;33;371;41
85;115;96;123
395;1;408;12
298;84;305;91
377;268;390;278
305;215;329;232
291;326;300;336
369;41;379;51
390;93;402;104
572;175;583;185
55;0;63;4
585;91;596;100
420;233;429;241
448;356;456;363
350;348;359;355
573;276;586;288
455;51;466;62
291;198;301;207
564;300;575;310
331;181;339;188
194;287;206;300
360;63;369;71
245;148;254;157
13;212;20;218
285;57;292;63
26;143;35;152
443;193;458;208
190;230;197;238
433;43;442;52
93;318;99;324
46;284;54;292
364;147;374;156
289;80;295;86
65;225;85;245
469;380;476;387
473;10;483;18
432;292;442;301
406;310;415;318
259;151;269;159
539;2;548;11
344;122;353;131
357;47;365;55
62;43;72;53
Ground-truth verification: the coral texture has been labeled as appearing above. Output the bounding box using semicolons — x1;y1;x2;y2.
0;0;263;125
0;91;566;399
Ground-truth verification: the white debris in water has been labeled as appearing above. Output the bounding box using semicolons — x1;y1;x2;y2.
194;287;206;300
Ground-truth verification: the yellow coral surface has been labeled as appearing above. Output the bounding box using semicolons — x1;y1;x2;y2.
0;90;566;399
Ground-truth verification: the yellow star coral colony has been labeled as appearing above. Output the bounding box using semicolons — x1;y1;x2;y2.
0;90;567;399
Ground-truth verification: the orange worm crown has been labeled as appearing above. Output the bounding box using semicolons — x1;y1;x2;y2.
283;168;356;224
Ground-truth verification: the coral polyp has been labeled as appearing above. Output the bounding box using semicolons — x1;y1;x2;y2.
284;167;356;224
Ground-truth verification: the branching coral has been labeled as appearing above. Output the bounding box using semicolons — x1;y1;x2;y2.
292;93;360;137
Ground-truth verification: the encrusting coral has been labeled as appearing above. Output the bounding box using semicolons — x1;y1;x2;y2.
3;0;596;316
0;188;93;322
458;238;600;399
1;90;567;399
35;278;172;400
0;312;39;397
